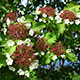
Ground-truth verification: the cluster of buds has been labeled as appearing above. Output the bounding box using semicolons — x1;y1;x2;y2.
7;23;30;40
39;7;55;17
35;38;49;52
51;43;66;56
13;44;36;70
5;11;19;22
60;10;76;21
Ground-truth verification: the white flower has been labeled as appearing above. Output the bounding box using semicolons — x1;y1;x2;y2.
66;49;71;53
3;28;7;35
55;15;60;20
17;8;20;11
3;23;6;28
6;53;10;59
24;38;31;44
55;15;62;23
17;40;24;45
39;18;43;22
6;58;13;65
6;18;10;26
29;29;34;36
77;13;80;18
17;17;25;23
21;11;25;15
35;10;41;14
17;18;21;22
34;52;39;55
75;19;80;25
53;55;57;60
64;19;70;24
57;18;62;23
17;69;24;75
42;13;47;18
8;66;16;72
30;60;39;70
26;23;31;29
6;55;13;66
7;40;15;47
49;16;53;20
70;22;74;25
35;7;41;14
43;20;46;23
41;51;45;55
61;54;65;58
24;70;29;77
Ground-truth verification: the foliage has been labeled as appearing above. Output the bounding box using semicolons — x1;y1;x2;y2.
0;0;80;80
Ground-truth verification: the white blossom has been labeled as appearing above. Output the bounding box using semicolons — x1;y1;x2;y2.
35;7;41;14
24;70;29;77
30;60;39;70
6;58;13;65
17;40;24;45
75;19;80;25
53;55;57;60
43;20;46;23
26;23;31;29
55;15;62;23
49;16;53;20
66;49;71;53
3;28;7;35
41;51;45;55
6;18;10;26
34;52;39;55
21;11;25;15
6;53;10;59
35;10;41;14
6;53;13;65
77;13;80;18
61;54;65;58
3;23;6;28
8;66;16;72
17;69;24;75
39;18;43;22
57;18;62;23
7;40;15;47
42;13;47;18
29;29;34;36
70;22;74;25
24;38;31;44
64;19;70;24
17;17;25;23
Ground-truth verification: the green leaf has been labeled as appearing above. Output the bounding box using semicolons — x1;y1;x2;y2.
73;75;80;80
57;23;66;34
42;54;51;64
0;54;6;68
70;24;80;31
25;14;34;23
32;21;46;31
66;53;77;62
44;31;60;44
9;46;16;55
64;1;80;14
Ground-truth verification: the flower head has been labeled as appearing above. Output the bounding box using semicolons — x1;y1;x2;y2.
13;44;36;70
7;40;15;47
60;10;76;21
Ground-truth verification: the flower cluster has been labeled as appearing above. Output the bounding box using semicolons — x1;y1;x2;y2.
60;10;76;21
35;38;49;52
39;7;55;17
13;44;36;70
7;23;30;40
5;11;19;22
51;43;66;56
